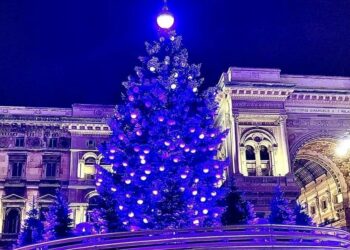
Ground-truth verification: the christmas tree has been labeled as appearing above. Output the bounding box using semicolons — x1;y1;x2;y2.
294;203;313;226
221;180;255;225
96;30;228;230
269;185;295;224
44;189;73;240
17;201;44;247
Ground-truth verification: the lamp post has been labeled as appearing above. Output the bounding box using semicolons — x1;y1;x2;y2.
336;132;350;157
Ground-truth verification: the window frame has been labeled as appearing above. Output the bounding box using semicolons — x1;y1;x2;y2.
15;137;25;147
48;138;58;148
11;162;23;178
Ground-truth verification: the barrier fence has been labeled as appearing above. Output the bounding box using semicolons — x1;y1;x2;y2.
16;224;350;250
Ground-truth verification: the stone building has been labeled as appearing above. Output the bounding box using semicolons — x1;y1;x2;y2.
0;104;114;246
217;67;350;229
0;67;350;246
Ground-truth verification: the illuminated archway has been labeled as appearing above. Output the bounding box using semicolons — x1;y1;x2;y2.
293;138;349;229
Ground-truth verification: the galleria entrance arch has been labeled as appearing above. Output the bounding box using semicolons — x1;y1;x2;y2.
218;67;350;228
293;138;349;228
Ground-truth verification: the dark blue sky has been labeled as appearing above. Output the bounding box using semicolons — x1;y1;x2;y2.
1;0;350;107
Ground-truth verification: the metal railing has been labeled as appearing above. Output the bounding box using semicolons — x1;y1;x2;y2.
15;224;350;250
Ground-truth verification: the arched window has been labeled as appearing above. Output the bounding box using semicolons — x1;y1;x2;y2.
85;157;96;165
245;146;256;160
86;195;100;222
245;146;256;176
4;208;21;234
260;146;270;161
240;129;278;177
260;146;271;176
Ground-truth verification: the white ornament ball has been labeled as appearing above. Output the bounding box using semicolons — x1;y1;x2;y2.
157;12;174;29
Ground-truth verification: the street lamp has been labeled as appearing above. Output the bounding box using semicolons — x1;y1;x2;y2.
336;132;350;157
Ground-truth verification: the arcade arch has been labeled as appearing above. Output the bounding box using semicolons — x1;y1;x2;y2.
292;138;350;229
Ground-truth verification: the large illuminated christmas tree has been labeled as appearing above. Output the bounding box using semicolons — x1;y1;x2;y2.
96;8;227;230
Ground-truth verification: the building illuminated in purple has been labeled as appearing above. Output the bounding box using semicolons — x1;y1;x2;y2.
1;67;350;246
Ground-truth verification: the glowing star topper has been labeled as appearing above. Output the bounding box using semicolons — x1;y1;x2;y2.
157;0;174;29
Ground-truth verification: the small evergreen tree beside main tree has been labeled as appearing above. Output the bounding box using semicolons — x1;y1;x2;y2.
17;201;44;247
91;166;124;233
269;185;313;226
44;189;73;240
221;180;256;225
294;203;313;226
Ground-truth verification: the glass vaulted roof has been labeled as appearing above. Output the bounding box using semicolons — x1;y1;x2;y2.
294;159;327;187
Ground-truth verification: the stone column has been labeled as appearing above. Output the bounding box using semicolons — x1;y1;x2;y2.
269;147;277;176
224;113;235;177
240;146;248;176
0;189;4;234
232;114;241;175
279;115;291;175
255;145;262;176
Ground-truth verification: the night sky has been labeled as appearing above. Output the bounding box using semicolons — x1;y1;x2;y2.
0;0;350;107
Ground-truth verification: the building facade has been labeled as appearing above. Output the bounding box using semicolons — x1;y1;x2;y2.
0;104;114;246
217;67;350;229
0;67;350;246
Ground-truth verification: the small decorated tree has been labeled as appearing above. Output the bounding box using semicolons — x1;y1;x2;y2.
44;189;73;240
92;166;124;233
17;201;44;247
294;203;313;226
96;29;228;230
269;185;295;224
221;180;256;225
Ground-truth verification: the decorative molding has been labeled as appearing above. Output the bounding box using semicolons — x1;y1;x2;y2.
233;100;284;109
286;107;350;115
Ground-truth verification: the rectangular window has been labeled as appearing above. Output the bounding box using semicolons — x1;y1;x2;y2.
15;137;25;147
310;206;316;215
42;155;60;179
86;140;96;149
46;162;57;178
322;200;327;210
11;162;23;178
8;154;26;179
48;138;58;148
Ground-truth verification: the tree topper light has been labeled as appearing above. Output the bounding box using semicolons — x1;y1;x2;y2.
157;0;174;29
